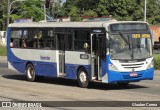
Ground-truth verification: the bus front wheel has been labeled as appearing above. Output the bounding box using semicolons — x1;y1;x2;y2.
77;68;89;88
26;63;36;82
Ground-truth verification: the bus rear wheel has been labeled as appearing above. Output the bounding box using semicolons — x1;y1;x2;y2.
77;68;89;88
26;63;36;82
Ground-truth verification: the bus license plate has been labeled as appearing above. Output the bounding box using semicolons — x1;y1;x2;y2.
130;72;138;77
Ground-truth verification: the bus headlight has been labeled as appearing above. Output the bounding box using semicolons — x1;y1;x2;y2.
147;60;154;69
109;64;119;71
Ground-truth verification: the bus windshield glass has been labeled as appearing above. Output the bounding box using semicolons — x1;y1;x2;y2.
109;33;152;60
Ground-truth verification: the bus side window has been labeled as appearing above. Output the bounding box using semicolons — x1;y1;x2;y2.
10;30;22;48
10;38;14;47
73;30;90;51
47;40;53;48
38;29;55;49
66;31;73;50
22;39;27;48
13;39;20;47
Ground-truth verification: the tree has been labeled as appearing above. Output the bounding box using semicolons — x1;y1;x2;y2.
83;10;98;17
14;0;44;22
0;0;7;30
62;0;76;17
146;0;160;25
61;0;160;24
95;0;108;17
69;6;81;21
50;0;63;18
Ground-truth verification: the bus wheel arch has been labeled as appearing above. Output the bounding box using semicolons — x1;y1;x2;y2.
77;66;89;88
26;62;36;82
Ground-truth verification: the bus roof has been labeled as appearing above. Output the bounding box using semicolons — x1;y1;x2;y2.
8;21;148;28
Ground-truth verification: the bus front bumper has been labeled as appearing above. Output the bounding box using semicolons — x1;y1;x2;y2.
107;68;154;83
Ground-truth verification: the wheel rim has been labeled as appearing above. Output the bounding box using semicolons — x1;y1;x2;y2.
27;66;34;79
79;71;87;83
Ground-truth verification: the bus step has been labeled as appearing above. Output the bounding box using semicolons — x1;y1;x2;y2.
59;73;66;77
92;76;96;80
92;79;102;83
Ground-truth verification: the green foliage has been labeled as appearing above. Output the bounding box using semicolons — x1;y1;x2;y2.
15;0;44;22
69;6;82;21
0;0;46;30
61;0;160;23
1;0;160;29
0;46;6;56
154;54;160;70
83;10;98;17
0;0;7;30
10;14;22;21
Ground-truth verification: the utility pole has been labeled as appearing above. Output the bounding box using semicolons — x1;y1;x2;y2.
7;0;10;28
144;0;147;22
43;4;47;21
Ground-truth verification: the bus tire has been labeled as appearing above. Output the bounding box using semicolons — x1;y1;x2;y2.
26;63;36;82
117;82;129;87
77;68;89;88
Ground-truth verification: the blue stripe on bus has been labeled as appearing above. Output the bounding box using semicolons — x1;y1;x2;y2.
34;61;57;77
65;64;91;80
9;60;57;77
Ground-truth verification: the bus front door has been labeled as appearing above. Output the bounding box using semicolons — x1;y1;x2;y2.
57;34;65;76
91;34;103;80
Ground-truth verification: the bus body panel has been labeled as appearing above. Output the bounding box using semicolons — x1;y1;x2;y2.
8;47;58;77
65;64;91;80
101;60;107;82
65;51;91;80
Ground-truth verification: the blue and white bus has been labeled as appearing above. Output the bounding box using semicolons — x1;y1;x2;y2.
7;21;154;88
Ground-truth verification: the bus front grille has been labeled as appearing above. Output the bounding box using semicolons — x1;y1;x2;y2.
121;62;144;69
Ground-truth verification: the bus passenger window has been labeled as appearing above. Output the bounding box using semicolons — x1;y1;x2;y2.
73;30;90;51
10;39;14;47
33;40;37;48
66;32;73;50
10;30;22;48
23;39;27;48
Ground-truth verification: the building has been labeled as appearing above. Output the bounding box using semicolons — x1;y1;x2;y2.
150;25;160;42
0;31;6;46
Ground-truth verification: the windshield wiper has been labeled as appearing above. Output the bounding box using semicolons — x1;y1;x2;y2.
119;32;133;59
119;32;129;44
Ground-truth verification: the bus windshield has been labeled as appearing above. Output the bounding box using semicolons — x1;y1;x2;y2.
109;33;152;60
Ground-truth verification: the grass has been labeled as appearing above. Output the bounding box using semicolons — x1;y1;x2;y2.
154;54;160;70
0;46;6;56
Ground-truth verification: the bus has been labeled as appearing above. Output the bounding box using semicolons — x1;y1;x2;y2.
7;21;154;88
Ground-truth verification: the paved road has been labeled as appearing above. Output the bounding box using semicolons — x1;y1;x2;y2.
0;57;160;110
